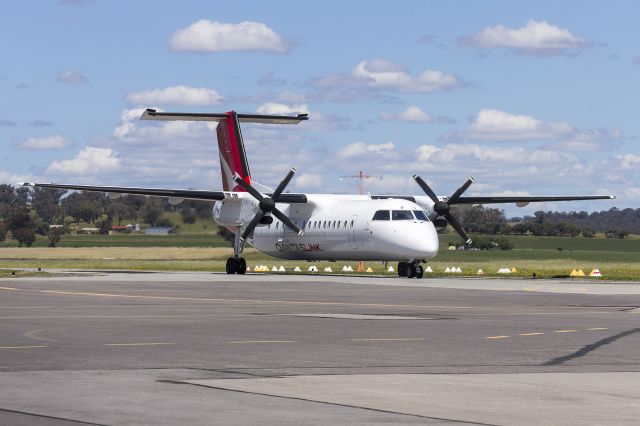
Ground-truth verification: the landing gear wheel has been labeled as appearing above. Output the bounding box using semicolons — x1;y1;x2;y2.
237;258;247;274
397;262;408;277
407;265;416;278
415;265;424;279
406;263;423;279
226;257;238;274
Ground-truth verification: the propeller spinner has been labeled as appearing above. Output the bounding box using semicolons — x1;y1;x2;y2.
413;175;474;246
233;169;303;241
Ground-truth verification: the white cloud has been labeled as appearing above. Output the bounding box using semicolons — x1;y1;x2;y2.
125;85;223;107
380;106;433;123
55;70;87;84
256;102;309;115
337;141;396;159
615;154;640;170
460;20;587;55
255;102;347;132
19;135;71;150
294;173;324;190
46;147;120;176
444;108;622;150
170;20;290;53
353;59;460;92
309;59;461;99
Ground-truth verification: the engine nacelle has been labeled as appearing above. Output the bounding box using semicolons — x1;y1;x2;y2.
212;198;257;227
433;217;448;231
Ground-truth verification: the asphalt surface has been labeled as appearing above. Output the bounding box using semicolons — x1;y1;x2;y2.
0;272;639;425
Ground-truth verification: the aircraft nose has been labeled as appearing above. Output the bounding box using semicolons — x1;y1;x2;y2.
414;224;439;257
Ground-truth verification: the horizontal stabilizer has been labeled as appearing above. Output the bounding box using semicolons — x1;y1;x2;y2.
141;109;308;125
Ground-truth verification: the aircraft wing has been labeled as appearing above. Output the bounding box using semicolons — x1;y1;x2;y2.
24;182;227;201
450;195;615;205
372;194;615;205
22;183;309;203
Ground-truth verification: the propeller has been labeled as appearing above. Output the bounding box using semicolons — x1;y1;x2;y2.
233;169;303;241
413;175;474;246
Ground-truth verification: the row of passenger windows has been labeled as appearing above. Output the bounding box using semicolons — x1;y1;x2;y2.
268;219;355;230
372;210;429;221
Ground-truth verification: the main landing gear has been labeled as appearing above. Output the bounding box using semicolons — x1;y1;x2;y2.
397;261;424;279
226;230;247;275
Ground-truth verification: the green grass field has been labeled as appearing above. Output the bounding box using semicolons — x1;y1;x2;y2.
0;232;638;280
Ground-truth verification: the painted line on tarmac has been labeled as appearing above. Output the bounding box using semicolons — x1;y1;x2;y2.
351;338;425;342
227;340;297;344
0;286;17;290
104;342;175;347
519;332;544;336
36;289;481;310
554;329;578;333
0;345;48;349
586;327;609;331
485;335;510;339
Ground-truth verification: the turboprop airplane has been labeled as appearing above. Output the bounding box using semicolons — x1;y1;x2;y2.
25;109;614;278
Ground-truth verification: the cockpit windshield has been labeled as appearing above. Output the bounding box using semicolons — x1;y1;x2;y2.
372;210;390;220
413;210;429;221
391;210;414;220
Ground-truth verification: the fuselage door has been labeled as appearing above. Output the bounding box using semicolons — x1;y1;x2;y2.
348;215;358;249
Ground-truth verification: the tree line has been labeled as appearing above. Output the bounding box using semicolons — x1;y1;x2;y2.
452;204;639;238
0;184;214;247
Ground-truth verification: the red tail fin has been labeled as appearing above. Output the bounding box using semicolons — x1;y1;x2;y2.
217;111;251;191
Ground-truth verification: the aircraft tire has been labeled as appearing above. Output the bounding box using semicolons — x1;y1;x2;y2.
237;258;247;274
397;262;408;277
225;257;237;274
415;265;424;279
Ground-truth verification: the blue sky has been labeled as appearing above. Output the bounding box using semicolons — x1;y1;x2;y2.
1;0;638;215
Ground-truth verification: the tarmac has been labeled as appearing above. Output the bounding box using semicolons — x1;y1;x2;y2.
1;271;639;425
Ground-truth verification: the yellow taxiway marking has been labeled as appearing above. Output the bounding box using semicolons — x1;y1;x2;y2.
104;342;175;347
554;329;578;333
520;332;544;336
0;345;48;349
227;340;297;344
485;336;510;339
351;338;425;342
0;286;17;290
586;327;609;331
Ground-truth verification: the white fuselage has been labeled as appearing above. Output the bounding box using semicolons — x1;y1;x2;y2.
213;194;439;262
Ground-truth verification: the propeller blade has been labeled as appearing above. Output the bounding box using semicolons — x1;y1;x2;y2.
413;175;439;203
272;168;296;200
241;211;265;241
233;173;264;201
448;177;474;204
272;208;303;235
446;213;472;246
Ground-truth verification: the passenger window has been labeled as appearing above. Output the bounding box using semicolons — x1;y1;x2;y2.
392;210;414;220
413;210;429;221
344;220;347;228
372;210;390;220
350;220;354;227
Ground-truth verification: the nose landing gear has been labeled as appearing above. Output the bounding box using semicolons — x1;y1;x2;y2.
397;261;424;279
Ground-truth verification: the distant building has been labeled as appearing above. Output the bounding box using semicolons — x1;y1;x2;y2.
144;227;174;235
77;227;99;235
